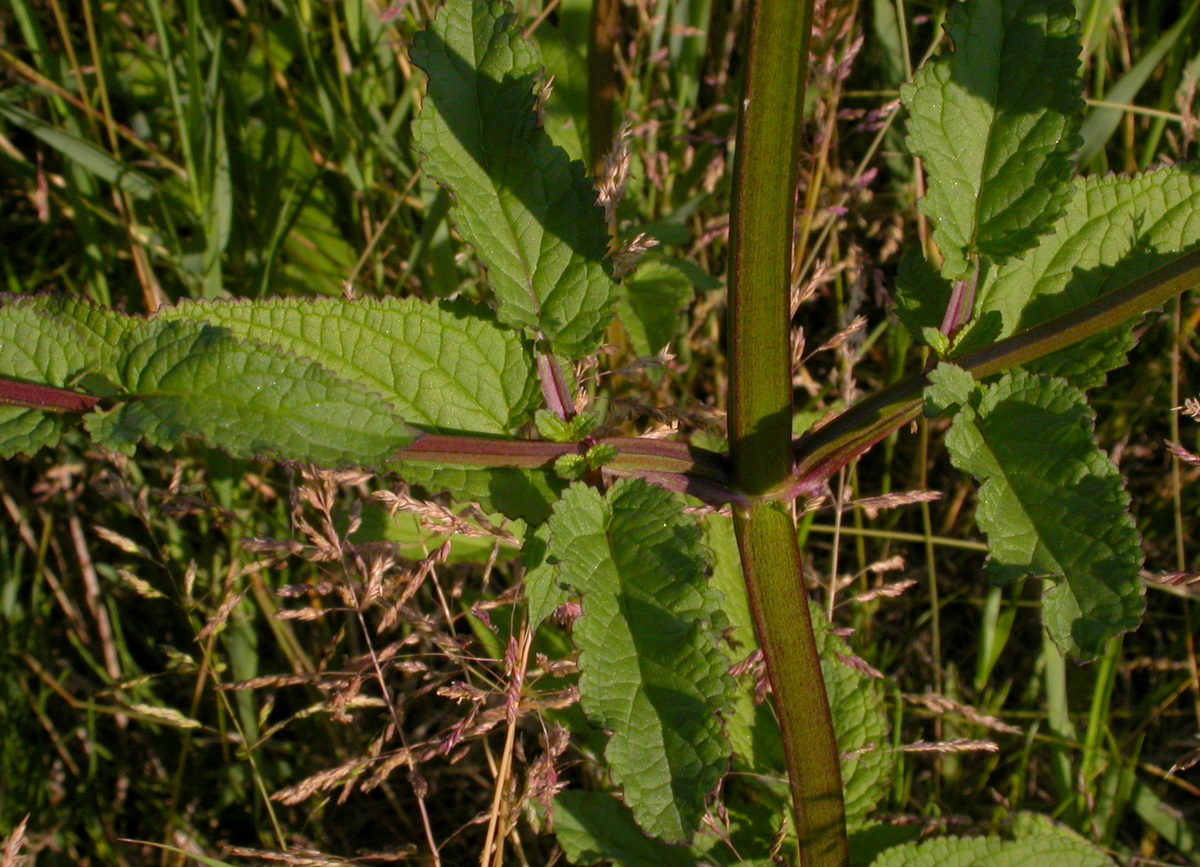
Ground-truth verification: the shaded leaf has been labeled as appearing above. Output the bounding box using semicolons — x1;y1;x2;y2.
617;257;698;358
388;460;565;524
554;792;697;867
703;515;892;828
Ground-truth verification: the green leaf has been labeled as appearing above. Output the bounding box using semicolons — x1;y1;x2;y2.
546;480;732;843
85;319;417;466
388;460;565;524
410;0;617;358
617;257;697;358
522;523;566;625
869;823;1115;867
703;514;892;828
156;296;538;435
924;363;977;417
943;370;1143;658
970;168;1200;389
891;244;952;341
553;792;697;867
0;103;157;201
901;0;1083;279
0;296;134;456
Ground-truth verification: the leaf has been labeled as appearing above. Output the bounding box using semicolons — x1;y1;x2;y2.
0;103;157;201
85;319;417;466
410;0;617;358
703;515;893;828
155;296;538;434
553;792;697;867
617;257;697;358
546;480;732;843
893;244;953;341
0;296;134;456
970;167;1200;389
387;460;565;524
901;0;1083;278
924;363;976;417
869;823;1115;867
942;370;1143;658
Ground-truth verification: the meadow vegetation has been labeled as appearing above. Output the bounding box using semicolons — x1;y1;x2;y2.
1;0;1200;864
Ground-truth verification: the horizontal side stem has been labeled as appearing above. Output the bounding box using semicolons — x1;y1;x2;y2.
792;245;1200;495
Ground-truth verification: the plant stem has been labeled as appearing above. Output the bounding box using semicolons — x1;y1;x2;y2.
791;245;1200;496
724;0;847;861
733;501;848;864
587;0;620;175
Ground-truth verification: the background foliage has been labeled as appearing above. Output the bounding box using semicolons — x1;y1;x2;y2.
1;0;1199;863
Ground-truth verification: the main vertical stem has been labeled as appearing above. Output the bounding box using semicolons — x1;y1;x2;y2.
726;0;848;862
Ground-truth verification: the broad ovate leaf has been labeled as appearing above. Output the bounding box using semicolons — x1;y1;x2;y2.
902;0;1082;279
970;167;1200;388
156;296;538;434
410;0;617;358
546;480;732;843
85;319;416;466
943;370;1143;658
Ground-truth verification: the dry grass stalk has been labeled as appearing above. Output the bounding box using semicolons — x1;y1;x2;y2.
906;691;1022;735
0;815;29;867
896;738;1000;755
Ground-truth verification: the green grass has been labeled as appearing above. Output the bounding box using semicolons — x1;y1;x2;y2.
2;0;1200;863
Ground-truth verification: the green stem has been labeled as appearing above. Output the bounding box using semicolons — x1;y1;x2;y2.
734;501;848;863
792;245;1200;496
724;0;847;860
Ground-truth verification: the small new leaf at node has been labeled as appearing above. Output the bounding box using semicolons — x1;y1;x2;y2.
944;370;1144;658
902;0;1083;278
410;0;617;358
546;480;732;843
552;452;589;480
924;363;977;417
535;409;599;442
